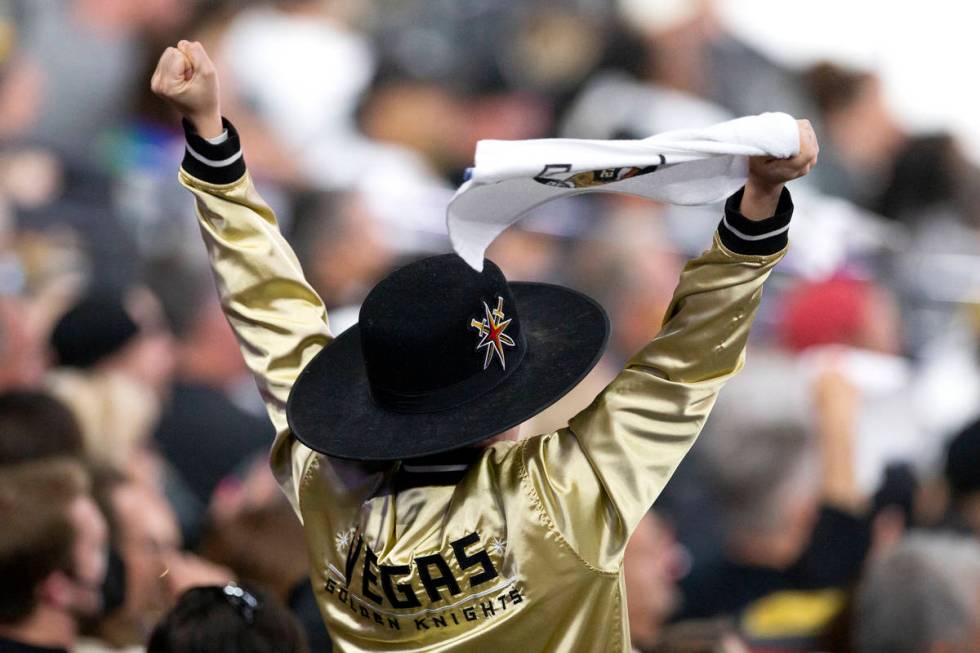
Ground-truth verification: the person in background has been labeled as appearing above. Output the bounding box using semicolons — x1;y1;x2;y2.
14;0;191;163
152;274;271;508
0;459;109;653
802;62;905;207
680;422;821;613
854;534;980;653
197;500;333;652
778;276;901;356
679;409;870;648
49;289;174;399
197;502;308;605
804;60;980;229
146;584;307;653
290;191;396;314
46;290;174;474
617;0;807;120
78;468;232;653
624;511;685;653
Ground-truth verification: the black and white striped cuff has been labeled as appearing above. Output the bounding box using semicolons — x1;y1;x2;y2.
181;117;246;184
718;186;793;255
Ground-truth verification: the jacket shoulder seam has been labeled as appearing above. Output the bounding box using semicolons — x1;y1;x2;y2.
517;437;619;577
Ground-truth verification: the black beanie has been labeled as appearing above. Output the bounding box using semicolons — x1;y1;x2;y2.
945;417;980;498
50;294;139;369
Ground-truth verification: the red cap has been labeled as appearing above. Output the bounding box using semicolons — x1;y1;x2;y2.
778;277;872;352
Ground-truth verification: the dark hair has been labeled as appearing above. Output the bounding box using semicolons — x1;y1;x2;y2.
147;584;308;653
0;391;86;465
803;61;873;117
0;458;89;623
197;502;309;601
874;133;972;225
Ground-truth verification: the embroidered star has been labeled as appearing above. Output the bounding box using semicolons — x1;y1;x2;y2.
335;527;355;552
469;297;516;370
489;536;507;556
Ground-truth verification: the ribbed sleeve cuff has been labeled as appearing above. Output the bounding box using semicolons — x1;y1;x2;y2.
718;186;794;255
181;117;246;184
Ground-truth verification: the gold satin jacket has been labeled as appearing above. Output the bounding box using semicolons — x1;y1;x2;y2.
178;120;791;653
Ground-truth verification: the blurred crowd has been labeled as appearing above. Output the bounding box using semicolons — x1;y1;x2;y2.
1;1;979;652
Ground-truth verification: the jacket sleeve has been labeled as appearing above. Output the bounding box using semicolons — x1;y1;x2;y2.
176;117;330;513
520;187;793;571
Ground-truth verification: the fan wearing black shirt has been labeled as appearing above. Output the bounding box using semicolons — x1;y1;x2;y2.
678;370;873;649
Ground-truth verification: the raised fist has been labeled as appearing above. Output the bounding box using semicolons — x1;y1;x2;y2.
748;119;820;189
150;40;222;138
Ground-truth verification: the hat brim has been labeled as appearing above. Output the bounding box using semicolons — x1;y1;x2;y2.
285;282;609;461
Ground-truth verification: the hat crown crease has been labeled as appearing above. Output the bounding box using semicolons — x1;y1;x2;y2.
357;255;526;413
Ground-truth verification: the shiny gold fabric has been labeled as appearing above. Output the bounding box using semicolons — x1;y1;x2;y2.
180;170;785;652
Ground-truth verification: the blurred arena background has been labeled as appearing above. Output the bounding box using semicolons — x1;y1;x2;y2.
1;1;979;652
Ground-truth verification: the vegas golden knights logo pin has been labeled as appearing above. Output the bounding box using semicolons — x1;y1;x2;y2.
470;297;516;370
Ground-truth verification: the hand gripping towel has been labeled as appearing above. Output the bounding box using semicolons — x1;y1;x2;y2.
448;112;800;270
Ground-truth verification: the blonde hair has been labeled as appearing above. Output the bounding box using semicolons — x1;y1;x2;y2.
46;369;160;470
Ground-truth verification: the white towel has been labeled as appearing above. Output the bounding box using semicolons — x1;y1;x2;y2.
448;112;800;270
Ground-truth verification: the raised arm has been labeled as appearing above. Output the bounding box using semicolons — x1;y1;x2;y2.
522;122;819;569
151;42;329;507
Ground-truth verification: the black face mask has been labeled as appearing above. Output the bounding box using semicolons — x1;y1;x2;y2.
99;546;127;616
74;546;127;628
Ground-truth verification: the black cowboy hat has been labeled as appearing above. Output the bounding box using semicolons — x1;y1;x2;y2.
286;254;609;461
